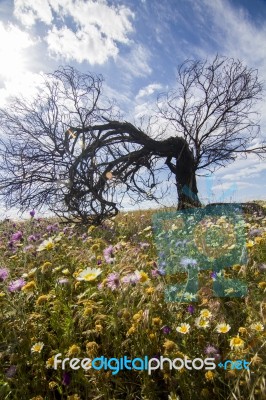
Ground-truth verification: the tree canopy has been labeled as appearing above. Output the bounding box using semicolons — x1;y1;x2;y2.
0;56;265;223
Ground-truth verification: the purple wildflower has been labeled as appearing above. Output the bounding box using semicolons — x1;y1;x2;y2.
162;325;171;334
103;245;115;263
187;305;195;314
8;241;15;249
0;267;9;282
180;257;197;268
151;267;165;277
8;278;25;292
106;272;120;290
81;233;87;242
122;272;140;285
249;228;262;237
258;263;266;271
28;235;37;242
5;365;17;378
204;344;221;361
139;242;150;249
23;245;35;253
204;344;218;355
210;271;217;280
62;371;71;386
46;224;59;233
29;210;35;218
11;231;23;241
57;277;70;285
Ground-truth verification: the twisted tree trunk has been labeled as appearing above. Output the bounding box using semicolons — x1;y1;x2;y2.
175;145;201;209
164;138;201;209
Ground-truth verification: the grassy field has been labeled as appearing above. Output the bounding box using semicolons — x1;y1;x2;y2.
0;204;265;400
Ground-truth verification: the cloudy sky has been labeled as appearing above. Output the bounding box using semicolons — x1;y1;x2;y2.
0;0;266;217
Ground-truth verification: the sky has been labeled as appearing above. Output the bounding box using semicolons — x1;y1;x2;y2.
0;0;266;218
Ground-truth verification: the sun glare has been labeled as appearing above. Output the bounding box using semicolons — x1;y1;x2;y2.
0;22;35;80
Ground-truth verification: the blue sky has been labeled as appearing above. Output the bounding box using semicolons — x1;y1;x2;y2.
0;0;266;217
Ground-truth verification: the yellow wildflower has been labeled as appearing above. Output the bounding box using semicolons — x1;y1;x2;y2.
36;295;49;305
216;323;231;333
95;324;103;333
176;323;190;334
46;356;55;369
41;262;52;273
246;240;254;248
62;268;70;275
132;311;143;323
76;267;102;282
37;237;55;251
146;287;155;295
205;371;215;381
232;264;241;271
75;282;81;290
250;355;263;365
163;340;177;353
22;280;36;293
200;309;212;318
83;307;93;316
230;336;245;350
67;344;81;357
195;317;209;329
250;322;264;332
88;225;96;233
91;243;100;252
258;281;266;289
86;341;99;357
67;395;80;400
139;271;149;283
31;342;44;353
30;397;44;400
126;325;136;336
49;381;58;389
152;317;162;326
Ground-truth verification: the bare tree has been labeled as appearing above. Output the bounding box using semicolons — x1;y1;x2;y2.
0;66;117;223
0;57;265;223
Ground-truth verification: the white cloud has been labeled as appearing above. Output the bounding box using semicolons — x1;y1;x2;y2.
202;0;266;61
46;25;120;64
118;44;152;78
221;161;266;181
191;0;266;88
14;0;53;26
14;0;134;65
0;71;43;106
136;83;162;99
0;21;41;105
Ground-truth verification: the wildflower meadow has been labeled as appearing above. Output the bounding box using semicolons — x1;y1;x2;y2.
0;204;265;400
